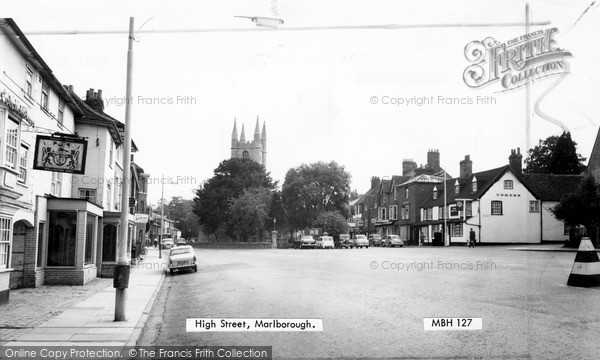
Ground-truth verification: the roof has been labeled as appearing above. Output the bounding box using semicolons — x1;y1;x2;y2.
520;173;583;201
69;90;123;145
1;19;83;117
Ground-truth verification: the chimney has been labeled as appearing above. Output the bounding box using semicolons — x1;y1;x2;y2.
427;149;440;172
402;159;417;177
509;148;523;174
85;88;105;112
370;176;381;189
459;155;473;178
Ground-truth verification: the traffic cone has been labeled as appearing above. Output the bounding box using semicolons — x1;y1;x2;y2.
567;237;600;287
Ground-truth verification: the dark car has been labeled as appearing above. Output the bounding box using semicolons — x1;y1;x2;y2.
338;234;353;249
294;235;316;249
369;234;383;246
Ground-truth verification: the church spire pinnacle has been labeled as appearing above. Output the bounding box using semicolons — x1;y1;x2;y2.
240;123;246;142
254;115;260;142
232;117;238;140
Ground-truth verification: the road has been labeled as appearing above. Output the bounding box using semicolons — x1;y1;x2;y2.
138;246;600;359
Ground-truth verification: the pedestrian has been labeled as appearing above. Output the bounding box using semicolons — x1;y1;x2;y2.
419;231;425;246
469;228;476;248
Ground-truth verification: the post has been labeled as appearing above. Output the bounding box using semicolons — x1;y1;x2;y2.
159;179;164;259
444;170;448;246
114;17;135;322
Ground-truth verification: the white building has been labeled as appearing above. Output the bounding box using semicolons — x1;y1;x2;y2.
418;149;581;244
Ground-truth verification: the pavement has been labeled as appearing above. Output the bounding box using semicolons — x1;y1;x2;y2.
0;247;165;348
506;243;600;252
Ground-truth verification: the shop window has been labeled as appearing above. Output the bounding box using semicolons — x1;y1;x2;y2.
36;222;44;267
85;214;96;265
47;211;77;267
102;224;118;262
452;223;463;237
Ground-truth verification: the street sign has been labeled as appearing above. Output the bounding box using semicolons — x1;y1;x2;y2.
135;213;149;223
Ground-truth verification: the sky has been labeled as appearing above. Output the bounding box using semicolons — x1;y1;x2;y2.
5;0;600;205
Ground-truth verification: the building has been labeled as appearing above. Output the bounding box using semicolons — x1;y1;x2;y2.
0;19;95;302
418;149;582;244
231;117;267;167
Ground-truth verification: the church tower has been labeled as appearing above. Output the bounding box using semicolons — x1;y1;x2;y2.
230;116;267;167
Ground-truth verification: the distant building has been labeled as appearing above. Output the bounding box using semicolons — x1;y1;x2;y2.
231;117;267;167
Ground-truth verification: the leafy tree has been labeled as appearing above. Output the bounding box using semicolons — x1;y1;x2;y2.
193;158;276;240
229;188;272;241
552;174;600;247
524;132;586;174
312;211;349;239
161;196;200;239
282;161;351;231
267;191;288;233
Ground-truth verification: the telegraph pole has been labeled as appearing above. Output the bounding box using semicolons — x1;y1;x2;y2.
114;17;135;322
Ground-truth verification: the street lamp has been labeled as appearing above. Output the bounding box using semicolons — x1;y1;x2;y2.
432;170;448;247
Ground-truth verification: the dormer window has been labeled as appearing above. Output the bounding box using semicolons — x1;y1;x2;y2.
433;186;438;200
471;176;477;192
454;180;460;194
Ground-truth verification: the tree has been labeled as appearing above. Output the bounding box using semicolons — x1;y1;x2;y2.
161;196;200;239
282;161;351;231
552;174;600;247
268;191;288;233
193;158;276;240
312;211;349;239
524;132;586;174
229;188;272;241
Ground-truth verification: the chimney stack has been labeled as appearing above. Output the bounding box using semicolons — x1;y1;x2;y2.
402;159;417;177
509;148;523;174
459;155;473;178
85;88;105;112
427;149;440;172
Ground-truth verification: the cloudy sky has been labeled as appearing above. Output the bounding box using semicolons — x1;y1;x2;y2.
6;0;600;204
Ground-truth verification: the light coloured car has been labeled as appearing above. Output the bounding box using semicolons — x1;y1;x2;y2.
294;235;316;249
167;245;198;275
353;234;369;249
176;238;187;246
316;236;334;249
382;234;404;247
161;238;174;249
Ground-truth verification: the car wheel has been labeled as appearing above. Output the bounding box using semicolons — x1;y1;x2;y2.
194;266;198;272
169;269;174;275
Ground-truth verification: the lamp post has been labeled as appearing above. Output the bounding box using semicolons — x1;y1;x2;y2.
432;170;448;247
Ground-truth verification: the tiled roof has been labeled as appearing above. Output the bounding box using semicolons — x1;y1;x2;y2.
69;91;122;145
520;173;582;201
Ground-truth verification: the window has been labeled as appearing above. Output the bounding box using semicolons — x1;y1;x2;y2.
58;100;65;124
451;223;463;237
433;186;438;200
504;180;513;189
529;200;540;213
5;118;19;169
405;188;409;198
466;202;472;217
393;188;397;201
116;178;122;210
389;205;398;220
438;207;443;220
109;140;114;168
107;182;112;210
0;217;11;269
85;214;96;265
454;180;460;194
51;172;62;196
36;222;45;267
427;208;433;221
47;211;77;266
242;150;249;159
491;200;503;215
402;205;409;220
18;144;28;183
79;189;97;203
472;176;477;192
26;66;34;97
378;207;387;220
41;81;49;110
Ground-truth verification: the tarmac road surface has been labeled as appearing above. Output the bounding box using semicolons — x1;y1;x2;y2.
138;246;600;359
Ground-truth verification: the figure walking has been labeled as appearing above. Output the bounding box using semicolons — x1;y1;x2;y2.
469;228;476;248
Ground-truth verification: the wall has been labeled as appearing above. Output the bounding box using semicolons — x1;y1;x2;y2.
541;201;568;242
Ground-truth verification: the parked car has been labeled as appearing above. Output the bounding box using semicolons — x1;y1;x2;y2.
167;245;197;275
316;236;334;249
369;234;383;246
294;235;316;249
161;238;174;249
338;234;352;249
354;234;369;248
382;234;404;247
176;238;187;246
